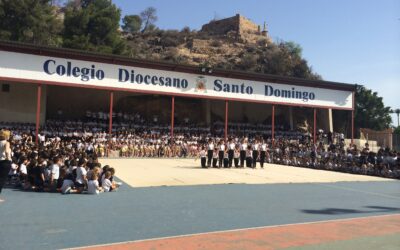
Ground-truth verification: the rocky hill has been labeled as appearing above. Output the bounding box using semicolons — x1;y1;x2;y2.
124;14;321;80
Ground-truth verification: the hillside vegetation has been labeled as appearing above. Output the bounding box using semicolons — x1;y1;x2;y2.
124;29;321;80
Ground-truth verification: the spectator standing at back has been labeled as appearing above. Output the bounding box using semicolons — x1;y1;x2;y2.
0;130;12;202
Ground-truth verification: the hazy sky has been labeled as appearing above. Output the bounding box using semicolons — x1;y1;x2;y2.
113;0;400;124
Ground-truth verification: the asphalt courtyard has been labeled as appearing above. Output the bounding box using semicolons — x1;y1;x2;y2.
0;159;399;250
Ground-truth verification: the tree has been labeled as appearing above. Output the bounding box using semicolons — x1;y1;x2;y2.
140;7;157;33
283;41;303;57
258;41;321;80
355;85;392;132
122;15;141;33
63;0;126;54
0;0;62;46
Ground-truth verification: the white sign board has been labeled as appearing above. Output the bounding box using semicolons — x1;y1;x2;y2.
0;51;353;109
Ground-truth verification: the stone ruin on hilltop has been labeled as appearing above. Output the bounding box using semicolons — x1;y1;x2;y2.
200;14;272;44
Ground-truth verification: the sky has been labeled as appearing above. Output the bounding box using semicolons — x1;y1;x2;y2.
113;0;400;125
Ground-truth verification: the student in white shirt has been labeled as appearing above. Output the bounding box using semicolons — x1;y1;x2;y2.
234;146;240;168
218;140;225;168
8;158;18;180
61;173;77;194
245;145;253;168
252;140;260;168
50;157;61;191
207;139;214;167
240;139;247;167
75;160;87;192
228;139;235;167
199;146;207;168
212;148;218;168
87;168;102;194
19;156;29;185
101;171;113;192
260;140;267;168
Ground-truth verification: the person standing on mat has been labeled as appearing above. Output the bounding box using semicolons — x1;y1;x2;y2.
0;130;12;203
240;139;247;168
228;138;235;168
218;139;225;168
252;139;260;168
199;146;207;168
207;139;214;167
260;139;267;168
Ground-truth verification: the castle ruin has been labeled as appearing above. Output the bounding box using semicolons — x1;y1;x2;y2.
201;14;271;43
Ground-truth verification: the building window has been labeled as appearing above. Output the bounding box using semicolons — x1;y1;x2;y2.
1;84;10;92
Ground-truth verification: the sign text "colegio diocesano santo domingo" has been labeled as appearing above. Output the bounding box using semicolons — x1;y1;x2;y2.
0;50;353;109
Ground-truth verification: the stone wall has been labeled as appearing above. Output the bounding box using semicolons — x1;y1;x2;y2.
237;15;259;35
201;15;239;35
360;128;393;149
201;14;261;36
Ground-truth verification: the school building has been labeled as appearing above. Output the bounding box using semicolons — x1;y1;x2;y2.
0;40;356;143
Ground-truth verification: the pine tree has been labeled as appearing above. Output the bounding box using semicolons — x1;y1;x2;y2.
62;0;126;54
0;0;62;46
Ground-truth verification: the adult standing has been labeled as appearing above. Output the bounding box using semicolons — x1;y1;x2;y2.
0;130;12;202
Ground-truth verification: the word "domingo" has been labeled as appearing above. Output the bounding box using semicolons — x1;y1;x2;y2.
265;85;315;102
119;69;188;89
43;60;105;81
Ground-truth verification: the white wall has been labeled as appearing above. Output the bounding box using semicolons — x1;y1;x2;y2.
0;82;46;123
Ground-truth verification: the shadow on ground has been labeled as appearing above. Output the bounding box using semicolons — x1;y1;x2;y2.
301;206;400;215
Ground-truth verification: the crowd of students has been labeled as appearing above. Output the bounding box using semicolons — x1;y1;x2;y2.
3;129;121;195
1;117;399;191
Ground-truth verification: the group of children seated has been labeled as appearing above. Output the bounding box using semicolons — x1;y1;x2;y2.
6;131;121;195
9;155;120;195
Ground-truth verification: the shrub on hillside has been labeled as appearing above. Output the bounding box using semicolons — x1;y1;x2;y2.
210;39;223;47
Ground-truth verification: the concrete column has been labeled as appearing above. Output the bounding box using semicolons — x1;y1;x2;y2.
204;100;211;125
328;108;333;132
289;106;294;130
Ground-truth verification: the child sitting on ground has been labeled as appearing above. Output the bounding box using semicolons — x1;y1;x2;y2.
87;167;102;194
61;172;77;194
101;171;113;192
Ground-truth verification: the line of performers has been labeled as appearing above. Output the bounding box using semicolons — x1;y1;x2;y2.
199;138;269;168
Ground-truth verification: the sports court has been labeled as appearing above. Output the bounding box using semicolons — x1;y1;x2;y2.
1;159;399;250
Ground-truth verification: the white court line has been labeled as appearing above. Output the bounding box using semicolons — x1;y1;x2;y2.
314;182;400;200
64;213;400;250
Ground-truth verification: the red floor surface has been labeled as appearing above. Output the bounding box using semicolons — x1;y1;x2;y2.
78;214;400;250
